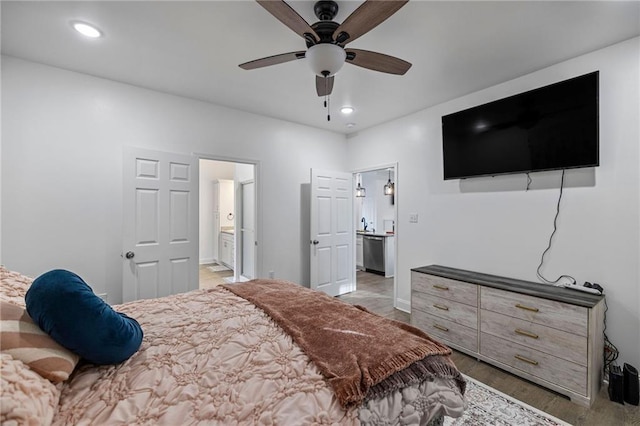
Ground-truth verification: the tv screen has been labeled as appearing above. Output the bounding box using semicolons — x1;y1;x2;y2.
442;71;599;180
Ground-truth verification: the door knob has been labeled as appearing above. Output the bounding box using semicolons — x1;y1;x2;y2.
311;240;319;245
125;251;135;259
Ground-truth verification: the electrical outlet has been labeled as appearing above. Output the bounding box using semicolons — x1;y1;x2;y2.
268;271;275;279
409;213;419;223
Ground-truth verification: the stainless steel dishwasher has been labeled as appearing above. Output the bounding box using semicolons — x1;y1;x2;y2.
363;235;385;275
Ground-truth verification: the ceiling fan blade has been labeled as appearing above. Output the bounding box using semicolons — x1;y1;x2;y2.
345;48;411;75
316;75;334;96
257;0;319;43
334;0;408;45
239;51;306;70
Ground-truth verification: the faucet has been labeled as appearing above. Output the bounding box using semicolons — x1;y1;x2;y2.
361;217;367;231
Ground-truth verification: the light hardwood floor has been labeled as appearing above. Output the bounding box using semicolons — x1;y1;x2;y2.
338;270;640;426
199;263;234;289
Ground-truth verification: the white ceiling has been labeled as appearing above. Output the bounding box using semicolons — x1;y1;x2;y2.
2;1;638;135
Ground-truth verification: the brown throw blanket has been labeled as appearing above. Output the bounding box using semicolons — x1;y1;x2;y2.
222;279;466;407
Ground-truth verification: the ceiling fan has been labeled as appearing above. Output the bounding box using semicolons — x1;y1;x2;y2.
239;0;412;99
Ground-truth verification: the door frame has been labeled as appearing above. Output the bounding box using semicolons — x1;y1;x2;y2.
196;152;262;283
351;162;401;311
237;178;256;282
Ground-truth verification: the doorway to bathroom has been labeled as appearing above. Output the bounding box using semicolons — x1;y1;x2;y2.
199;158;257;288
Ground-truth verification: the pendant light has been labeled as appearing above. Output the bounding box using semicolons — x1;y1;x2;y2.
355;174;366;197
384;170;394;195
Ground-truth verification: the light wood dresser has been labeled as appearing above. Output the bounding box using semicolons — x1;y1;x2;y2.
411;265;605;406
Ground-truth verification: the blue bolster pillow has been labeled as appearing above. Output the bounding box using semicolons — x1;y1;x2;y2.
25;269;143;365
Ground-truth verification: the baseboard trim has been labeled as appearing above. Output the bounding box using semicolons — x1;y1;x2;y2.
395;298;411;313
199;258;215;265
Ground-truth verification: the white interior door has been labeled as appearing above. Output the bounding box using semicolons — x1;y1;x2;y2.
310;169;354;296
240;180;255;280
122;147;198;302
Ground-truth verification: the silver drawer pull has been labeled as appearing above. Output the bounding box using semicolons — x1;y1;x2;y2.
433;284;449;291
515;329;539;339
433;304;449;311
433;324;449;332
514;354;539;366
515;303;539;313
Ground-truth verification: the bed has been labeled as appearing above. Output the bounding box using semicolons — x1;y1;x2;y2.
0;266;465;425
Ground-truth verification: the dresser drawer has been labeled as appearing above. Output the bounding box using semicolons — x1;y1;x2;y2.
412;312;478;352
412;272;477;306
481;286;588;336
481;333;587;395
412;293;478;329
481;309;587;366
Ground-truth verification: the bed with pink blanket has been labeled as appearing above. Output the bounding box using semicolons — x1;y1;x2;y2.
1;267;465;425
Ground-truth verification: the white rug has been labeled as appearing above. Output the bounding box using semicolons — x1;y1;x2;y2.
208;264;231;272
444;375;571;426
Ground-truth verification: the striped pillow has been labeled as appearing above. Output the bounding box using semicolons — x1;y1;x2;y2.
0;301;79;382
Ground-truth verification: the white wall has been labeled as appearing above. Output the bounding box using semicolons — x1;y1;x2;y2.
374;170;395;232
347;38;640;368
360;172;377;231
1;56;348;303
235;163;254;183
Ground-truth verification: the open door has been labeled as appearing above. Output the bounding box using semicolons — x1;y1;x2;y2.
122;147;198;302
310;169;355;296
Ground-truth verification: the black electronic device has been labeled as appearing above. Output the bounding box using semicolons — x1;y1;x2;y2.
441;71;599;180
609;365;625;404
624;363;639;405
584;282;604;293
561;281;602;295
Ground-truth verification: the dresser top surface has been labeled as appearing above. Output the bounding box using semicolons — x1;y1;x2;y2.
412;265;604;308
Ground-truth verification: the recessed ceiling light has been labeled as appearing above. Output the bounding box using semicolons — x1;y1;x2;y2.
71;21;102;38
341;106;355;115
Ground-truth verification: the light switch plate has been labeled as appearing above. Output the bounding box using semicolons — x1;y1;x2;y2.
409;213;419;223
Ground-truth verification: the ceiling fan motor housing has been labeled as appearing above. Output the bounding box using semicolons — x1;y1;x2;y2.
306;1;345;47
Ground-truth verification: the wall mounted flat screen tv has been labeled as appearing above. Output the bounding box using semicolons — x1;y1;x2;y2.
441;71;599;180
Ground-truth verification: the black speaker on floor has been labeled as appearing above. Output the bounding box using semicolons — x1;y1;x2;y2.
608;365;625;404
624;363;639;406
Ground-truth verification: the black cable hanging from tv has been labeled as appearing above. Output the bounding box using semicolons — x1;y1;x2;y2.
535;169;576;285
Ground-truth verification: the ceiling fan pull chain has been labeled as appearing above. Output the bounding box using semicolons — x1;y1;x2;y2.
325;77;330;121
323;76;328;108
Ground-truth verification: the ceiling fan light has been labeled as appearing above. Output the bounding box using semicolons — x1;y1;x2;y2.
306;43;346;77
